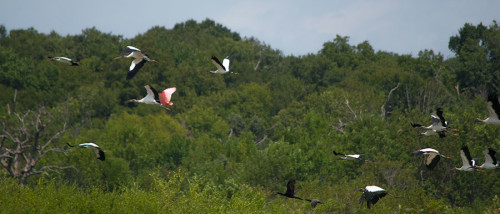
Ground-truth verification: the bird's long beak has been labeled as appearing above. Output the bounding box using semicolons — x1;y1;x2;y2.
113;56;122;60
150;60;158;63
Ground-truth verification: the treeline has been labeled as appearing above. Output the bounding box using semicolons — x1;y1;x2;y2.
0;19;499;213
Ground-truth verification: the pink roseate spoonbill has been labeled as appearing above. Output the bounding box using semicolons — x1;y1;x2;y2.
478;148;499;169
456;145;476;171
356;186;388;209
412;148;450;170
67;142;105;161
277;178;304;201
48;56;80;66
159;87;176;106
474;93;500;125
210;55;238;74
114;46;157;80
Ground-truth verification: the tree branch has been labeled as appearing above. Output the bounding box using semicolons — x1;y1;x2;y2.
254;135;267;145
31;165;76;176
381;83;400;119
344;97;357;119
41;123;66;152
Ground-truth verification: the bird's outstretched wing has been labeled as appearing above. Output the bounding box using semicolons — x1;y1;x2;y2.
285;178;296;196
127;58;147;80
333;151;345;156
460;146;474;168
148;85;160;103
436;108;447;127
487;93;500;120
211;56;226;71
97;149;105;161
120;46;141;57
425;153;440;170
159;87;176;105
144;85;157;102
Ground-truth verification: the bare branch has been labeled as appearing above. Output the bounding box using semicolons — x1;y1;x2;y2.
254;135;267;145
381;83;400;119
41;123;66;152
254;49;262;71
0;101;73;186
344;97;357;119
455;82;460;96
31;165;76;176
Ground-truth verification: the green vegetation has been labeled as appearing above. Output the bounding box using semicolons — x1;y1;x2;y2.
0;19;499;213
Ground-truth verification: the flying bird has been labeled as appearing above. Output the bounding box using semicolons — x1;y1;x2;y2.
305;199;323;208
456;145;476;171
333;151;365;161
412;108;454;138
357;186;388;209
277;178;303;200
48;56;79;66
126;85;175;110
474;93;500;125
114;46;157;80
210;55;238;74
412;148;450;170
478;148;499;169
159;87;176;106
67;142;105;161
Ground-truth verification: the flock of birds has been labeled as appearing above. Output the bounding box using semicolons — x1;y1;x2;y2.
275;93;500;209
49;46;234;164
48;46;499;210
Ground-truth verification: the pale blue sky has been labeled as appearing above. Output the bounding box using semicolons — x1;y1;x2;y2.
1;0;499;57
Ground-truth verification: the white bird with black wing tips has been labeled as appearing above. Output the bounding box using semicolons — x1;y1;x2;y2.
127;85;161;105
67;142;105;161
48;56;80;66
412;108;456;138
126;85;176;110
412;148;450;170
114;46;157;80
210;55;238;74
356;186;388;209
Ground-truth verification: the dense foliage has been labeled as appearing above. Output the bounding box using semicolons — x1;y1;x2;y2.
0;19;499;213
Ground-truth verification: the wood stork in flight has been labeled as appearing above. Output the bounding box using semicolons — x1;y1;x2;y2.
412;108;454;138
114;46;157;80
478;148;499;169
456;145;476;171
67;142;105;161
357;186;388;209
48;56;79;66
333;151;366;161
474;93;500;125
277;178;303;200
126;85;176;110
210;56;238;74
412;148;450;170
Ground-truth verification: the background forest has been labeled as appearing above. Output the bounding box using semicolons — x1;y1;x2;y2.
0;19;499;213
